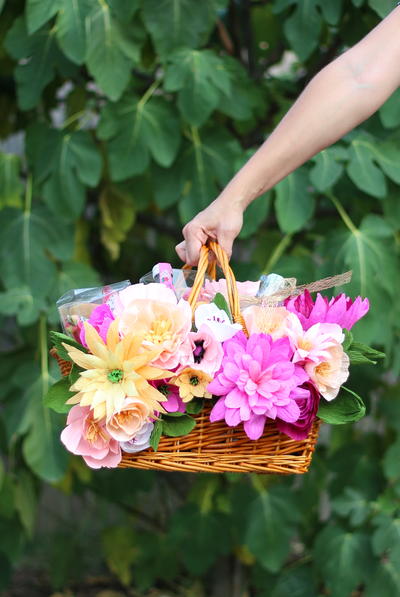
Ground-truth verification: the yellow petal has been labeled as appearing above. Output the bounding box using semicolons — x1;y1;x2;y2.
138;365;173;380
63;343;105;370
106;318;120;351
84;322;110;361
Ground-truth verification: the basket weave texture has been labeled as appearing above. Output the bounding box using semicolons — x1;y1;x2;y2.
52;241;321;474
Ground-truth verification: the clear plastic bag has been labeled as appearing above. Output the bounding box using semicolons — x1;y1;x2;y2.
57;280;131;338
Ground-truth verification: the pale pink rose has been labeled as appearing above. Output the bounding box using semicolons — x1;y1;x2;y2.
179;325;224;376
243;306;295;339
194;303;242;342
106;398;152;442
118;285;192;369
286;318;345;364
305;343;350;401
61;405;121;469
199;279;260;303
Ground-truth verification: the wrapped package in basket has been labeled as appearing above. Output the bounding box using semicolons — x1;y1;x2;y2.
46;241;384;475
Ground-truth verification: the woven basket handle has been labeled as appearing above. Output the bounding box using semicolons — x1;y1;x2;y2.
186;241;248;335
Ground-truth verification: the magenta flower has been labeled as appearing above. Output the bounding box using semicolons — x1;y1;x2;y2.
79;303;115;348
61;405;121;469
276;382;320;440
152;380;186;413
208;332;308;440
285;291;369;331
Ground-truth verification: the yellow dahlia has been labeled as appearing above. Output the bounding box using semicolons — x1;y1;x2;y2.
63;320;171;421
172;368;212;403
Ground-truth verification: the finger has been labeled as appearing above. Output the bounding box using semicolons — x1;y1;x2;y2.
175;241;187;263
217;230;234;260
185;236;203;266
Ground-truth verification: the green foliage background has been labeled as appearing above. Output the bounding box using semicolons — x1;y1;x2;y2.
0;0;399;595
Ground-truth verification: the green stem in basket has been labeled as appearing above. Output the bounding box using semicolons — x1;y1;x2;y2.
262;233;293;274
327;192;358;235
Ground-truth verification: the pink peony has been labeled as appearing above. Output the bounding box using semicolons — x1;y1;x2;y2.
285;290;369;331
179;325;224;376
79;303;115;348
106;398;152;442
61;405;121;469
276;383;320;440
286;317;345;364
117;283;192;369
185;278;260;303
208;332;309;440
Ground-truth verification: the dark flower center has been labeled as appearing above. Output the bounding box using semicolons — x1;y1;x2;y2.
190;376;200;386
193;340;205;364
158;384;170;396
107;369;124;383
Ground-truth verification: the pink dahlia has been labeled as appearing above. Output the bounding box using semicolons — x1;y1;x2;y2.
276;382;320;440
208;332;308;440
285;291;369;331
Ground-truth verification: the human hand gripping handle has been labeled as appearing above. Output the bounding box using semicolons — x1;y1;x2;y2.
175;6;400;266
175;197;244;266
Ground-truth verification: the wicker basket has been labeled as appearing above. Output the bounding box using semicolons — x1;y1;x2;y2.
52;241;321;474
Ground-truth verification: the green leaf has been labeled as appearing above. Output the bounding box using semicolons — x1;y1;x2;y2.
240;193;271;239
185;399;204;415
149;420;163;452
365;560;400;597
26;0;61;34
109;0;140;20
372;513;400;560
5;17;63;110
169;503;231;574
0;286;46;326
22;378;69;482
310;148;344;191
313;526;374;597
98;94;181;181
342;328;353;352
284;0;322;61
0;153;23;209
379;87;400;129
346;137;386;198
162;414;196;437
0;207;61;300
102;525;138;586
331;487;371;526
212;293;232;322
270;566;318;597
275;169;315;233
99;186;136;260
142;0;222;59
55;0;93;64
86;2;141;101
49;331;87;362
383;438;400;482
14;471;37;538
165;48;231;126
368;0;394;18
152;163;184;210
42;130;102;220
244;487;300;572
317;386;366;424
178;127;241;222
347;341;385;365
43;378;74;414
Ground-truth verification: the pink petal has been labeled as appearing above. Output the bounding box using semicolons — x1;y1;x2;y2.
243;415;266;440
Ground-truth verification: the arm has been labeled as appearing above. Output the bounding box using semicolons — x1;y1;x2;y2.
177;6;400;265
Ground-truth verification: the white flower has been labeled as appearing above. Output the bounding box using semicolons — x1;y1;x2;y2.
120;420;154;453
194;303;242;342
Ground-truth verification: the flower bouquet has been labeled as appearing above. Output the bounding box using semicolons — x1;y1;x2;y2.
47;242;384;474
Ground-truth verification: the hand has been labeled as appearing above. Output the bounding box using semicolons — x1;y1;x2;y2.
175;198;244;265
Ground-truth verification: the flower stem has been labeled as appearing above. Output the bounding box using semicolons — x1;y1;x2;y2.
327;192;358;235
262;233;292;274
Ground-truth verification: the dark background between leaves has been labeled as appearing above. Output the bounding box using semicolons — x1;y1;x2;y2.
0;1;399;595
